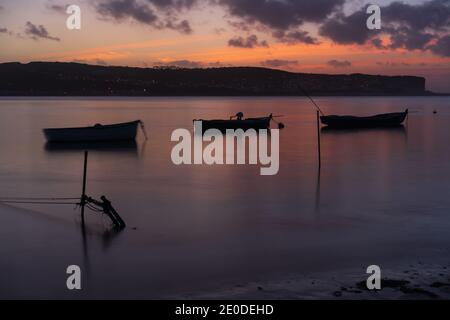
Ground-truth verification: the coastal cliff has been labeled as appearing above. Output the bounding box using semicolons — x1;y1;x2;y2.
0;62;428;96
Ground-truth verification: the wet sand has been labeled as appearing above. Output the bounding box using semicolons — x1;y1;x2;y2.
179;262;450;300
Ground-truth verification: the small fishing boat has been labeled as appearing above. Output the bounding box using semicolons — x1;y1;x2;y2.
194;113;281;132
43;120;147;142
320;110;408;128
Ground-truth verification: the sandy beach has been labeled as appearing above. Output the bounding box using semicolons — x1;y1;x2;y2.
178;262;450;300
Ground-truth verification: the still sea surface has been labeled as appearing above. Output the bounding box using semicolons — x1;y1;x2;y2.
0;96;449;298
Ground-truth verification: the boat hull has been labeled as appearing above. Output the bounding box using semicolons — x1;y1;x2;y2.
195;117;271;133
43;120;140;142
320;110;408;128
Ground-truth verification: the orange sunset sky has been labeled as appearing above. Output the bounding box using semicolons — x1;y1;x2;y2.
0;0;449;92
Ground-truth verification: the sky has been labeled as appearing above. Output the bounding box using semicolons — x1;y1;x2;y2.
0;0;449;92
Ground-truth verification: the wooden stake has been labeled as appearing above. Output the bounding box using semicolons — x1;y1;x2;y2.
81;151;88;223
317;110;322;169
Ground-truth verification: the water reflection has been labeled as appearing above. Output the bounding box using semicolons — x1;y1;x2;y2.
315;167;321;216
321;125;406;135
3;97;450;298
80;218;124;279
44;140;139;155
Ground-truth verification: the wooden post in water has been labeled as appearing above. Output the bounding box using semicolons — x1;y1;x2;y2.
316;110;322;169
81;151;88;224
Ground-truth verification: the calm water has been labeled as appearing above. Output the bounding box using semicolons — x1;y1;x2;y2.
1;96;450;298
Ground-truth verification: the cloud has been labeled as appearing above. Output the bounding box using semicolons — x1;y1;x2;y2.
165;19;192;34
24;21;60;41
320;0;450;56
153;60;231;68
155;60;202;68
206;61;232;67
97;0;159;25
218;0;344;30
95;59;108;66
88;0;450;57
272;30;319;45
382;0;449;30
428;34;450;57
228;34;268;48
95;0;195;34
46;3;67;14
387;27;435;51
327;60;352;68
375;61;444;68
319;10;371;44
261;59;298;68
147;0;198;10
72;59;109;66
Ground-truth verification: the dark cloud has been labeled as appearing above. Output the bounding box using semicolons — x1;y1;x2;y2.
92;0;449;57
228;34;268;48
319;10;371;45
371;38;384;49
327;60;352;68
24;21;60;41
387;27;434;51
147;0;197;10
261;59;298;68
165;19;192;34
382;0;450;30
273;30;319;45
218;0;344;30
97;0;158;24
429;35;450;57
320;0;450;56
96;0;195;34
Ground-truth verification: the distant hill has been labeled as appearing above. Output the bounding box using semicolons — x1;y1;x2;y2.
0;61;432;96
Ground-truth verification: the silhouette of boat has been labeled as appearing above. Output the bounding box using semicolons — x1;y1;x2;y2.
194;113;273;132
43;120;145;142
320;110;408;128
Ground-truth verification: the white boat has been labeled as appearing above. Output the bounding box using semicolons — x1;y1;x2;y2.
43;120;146;142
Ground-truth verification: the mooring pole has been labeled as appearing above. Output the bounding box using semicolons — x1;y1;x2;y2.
81;151;88;223
316;110;322;169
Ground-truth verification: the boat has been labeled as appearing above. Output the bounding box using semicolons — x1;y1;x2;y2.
43;120;147;142
320;110;408;128
193;113;275;132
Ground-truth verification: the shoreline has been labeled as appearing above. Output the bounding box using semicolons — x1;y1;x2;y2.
178;262;450;300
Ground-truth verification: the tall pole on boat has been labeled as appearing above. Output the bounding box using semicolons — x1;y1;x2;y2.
316;111;322;169
81;151;88;224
